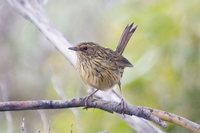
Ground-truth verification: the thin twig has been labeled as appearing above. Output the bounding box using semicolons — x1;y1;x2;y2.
144;107;200;133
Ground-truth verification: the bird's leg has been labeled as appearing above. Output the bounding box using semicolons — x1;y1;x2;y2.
83;89;99;107
117;82;126;114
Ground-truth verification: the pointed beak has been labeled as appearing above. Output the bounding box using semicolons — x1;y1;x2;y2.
68;47;79;51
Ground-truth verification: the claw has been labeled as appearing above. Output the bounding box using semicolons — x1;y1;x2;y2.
83;95;92;108
117;98;126;114
83;89;99;108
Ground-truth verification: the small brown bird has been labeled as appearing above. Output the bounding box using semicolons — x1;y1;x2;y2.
69;23;137;100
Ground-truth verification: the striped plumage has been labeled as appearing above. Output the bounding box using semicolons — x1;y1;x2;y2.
69;23;137;94
69;42;133;91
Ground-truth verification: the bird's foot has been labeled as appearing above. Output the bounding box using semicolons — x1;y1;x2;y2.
83;95;93;108
83;89;99;108
117;98;126;115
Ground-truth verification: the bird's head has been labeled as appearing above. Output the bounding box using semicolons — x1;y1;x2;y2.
68;42;101;60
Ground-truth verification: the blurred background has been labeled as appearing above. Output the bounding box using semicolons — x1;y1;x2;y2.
0;0;199;133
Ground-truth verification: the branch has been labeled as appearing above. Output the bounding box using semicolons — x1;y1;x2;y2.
144;107;200;133
0;99;199;133
0;99;164;128
7;0;77;66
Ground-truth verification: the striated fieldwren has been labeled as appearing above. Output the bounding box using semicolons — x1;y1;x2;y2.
69;23;137;99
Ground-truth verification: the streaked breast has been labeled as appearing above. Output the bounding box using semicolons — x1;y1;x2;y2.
78;59;121;90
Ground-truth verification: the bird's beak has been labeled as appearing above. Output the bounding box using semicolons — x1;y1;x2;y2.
68;46;79;51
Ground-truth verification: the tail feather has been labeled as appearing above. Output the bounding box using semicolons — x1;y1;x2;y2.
116;23;137;55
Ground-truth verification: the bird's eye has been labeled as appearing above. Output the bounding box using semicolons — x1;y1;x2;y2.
83;47;88;51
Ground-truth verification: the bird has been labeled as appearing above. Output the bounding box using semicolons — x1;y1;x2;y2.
69;23;137;104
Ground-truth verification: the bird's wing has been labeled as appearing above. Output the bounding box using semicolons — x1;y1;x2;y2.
115;55;133;68
105;51;133;68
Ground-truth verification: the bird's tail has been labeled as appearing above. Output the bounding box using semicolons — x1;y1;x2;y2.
115;23;137;55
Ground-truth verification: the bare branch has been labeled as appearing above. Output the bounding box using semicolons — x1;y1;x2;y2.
0;98;166;127
144;107;200;133
0;99;199;132
7;0;77;66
